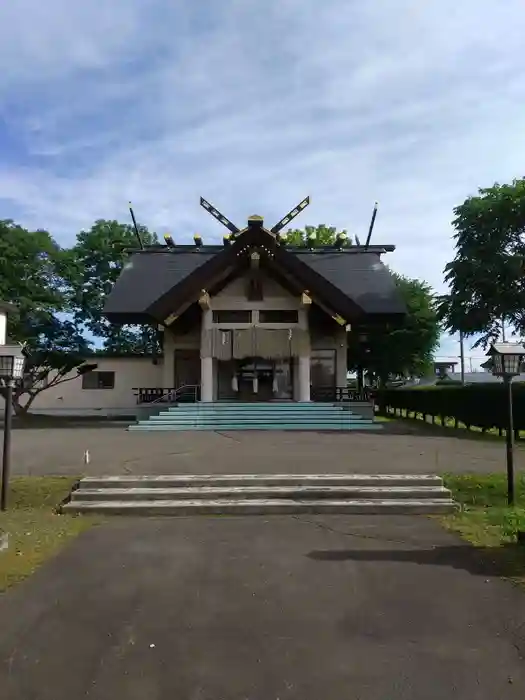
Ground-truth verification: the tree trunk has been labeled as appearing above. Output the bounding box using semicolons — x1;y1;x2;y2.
11;391;38;417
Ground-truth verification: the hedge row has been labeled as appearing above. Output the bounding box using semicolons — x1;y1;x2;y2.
376;383;525;432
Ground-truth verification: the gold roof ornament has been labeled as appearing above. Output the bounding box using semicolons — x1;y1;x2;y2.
163;312;178;326
198;290;211;309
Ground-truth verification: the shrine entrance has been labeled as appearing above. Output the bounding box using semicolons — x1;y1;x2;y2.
217;357;293;401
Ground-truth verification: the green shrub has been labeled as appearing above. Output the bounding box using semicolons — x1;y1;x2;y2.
499;509;525;539
376;383;525;431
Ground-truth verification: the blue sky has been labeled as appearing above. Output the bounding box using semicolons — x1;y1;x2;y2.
1;0;525;366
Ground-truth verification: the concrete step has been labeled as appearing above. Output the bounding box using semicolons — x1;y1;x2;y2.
164;407;353;413
128;423;381;431
63;474;455;516
144;418;372;425
70;485;451;502
78;474;444;489
152;411;365;417
142;421;373;427
157;408;361;418
170;402;351;407
150;412;368;419
63;498;456;516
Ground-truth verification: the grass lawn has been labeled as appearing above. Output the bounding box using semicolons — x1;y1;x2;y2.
372;414;393;423
442;473;525;585
0;477;102;592
384;410;525;443
13;413;135;429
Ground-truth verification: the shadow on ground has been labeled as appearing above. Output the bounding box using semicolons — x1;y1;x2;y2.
378;415;525;444
307;543;525;580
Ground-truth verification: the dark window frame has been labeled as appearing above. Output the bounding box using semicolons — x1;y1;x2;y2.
258;309;299;324
82;370;115;390
212;310;252;324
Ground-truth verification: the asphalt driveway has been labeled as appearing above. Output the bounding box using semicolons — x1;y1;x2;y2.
9;424;525;476
1;516;524;699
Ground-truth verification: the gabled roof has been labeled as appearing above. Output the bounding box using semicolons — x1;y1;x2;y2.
103;249;216;323
103;221;406;324
296;251;405;315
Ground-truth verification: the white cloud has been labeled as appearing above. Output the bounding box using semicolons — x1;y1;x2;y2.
0;0;524;304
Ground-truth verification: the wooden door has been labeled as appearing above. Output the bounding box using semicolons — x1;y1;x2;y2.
173;350;200;388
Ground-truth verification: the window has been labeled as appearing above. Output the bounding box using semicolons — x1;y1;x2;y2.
82;371;115;390
212;310;251;324
259;309;299;324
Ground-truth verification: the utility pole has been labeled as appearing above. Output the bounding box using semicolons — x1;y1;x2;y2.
501;316;506;342
459;331;465;384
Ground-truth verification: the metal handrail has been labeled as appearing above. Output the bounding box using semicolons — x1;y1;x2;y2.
150;384;200;405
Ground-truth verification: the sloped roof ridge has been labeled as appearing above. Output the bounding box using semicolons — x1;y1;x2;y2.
126;244;396;255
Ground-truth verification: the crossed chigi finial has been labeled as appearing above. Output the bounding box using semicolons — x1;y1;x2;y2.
199;196;310;237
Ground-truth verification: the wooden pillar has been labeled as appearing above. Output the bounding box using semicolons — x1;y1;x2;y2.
298;355;311;401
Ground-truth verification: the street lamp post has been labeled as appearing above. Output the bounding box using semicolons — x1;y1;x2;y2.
0;344;26;511
486;342;525;507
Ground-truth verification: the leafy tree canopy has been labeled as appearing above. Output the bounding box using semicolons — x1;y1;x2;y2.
288;226;440;382
0;220;92;414
437;178;525;348
284;224;352;246
66;219;160;354
348;273;440;382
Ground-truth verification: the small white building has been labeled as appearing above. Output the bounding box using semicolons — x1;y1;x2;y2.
28;355;164;415
0;301;17;346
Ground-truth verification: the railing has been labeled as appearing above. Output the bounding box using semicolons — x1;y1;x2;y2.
311;386;374;403
134;385;371;405
133;385;201;405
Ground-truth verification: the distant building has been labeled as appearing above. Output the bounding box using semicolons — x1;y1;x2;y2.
433;361;458;380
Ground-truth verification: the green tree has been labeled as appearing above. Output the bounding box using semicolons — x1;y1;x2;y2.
437;178;525;348
284;224;352;246
348;273;440;384
66;220;161;354
287;225;439;383
0;220;93;414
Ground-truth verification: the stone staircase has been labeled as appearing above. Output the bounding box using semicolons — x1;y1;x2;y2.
62;474;457;516
129;401;381;432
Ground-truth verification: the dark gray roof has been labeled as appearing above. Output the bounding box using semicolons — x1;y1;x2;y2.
104;245;405;319
103;250;215;316
296;251;406;315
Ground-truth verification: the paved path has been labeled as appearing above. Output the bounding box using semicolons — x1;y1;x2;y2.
0;516;524;699
9;425;525;476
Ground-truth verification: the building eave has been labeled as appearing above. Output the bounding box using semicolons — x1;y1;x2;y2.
103;219;405;322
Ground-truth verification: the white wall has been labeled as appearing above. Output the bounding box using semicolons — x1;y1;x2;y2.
212;272;300;310
28;357;163;412
0;312;6;345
